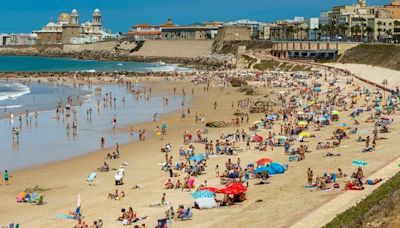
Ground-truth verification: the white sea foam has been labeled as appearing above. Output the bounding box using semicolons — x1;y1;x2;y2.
0;104;23;109
0;83;31;101
117;63;123;66
147;64;193;72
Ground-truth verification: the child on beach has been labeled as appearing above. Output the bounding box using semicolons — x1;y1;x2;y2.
3;170;9;185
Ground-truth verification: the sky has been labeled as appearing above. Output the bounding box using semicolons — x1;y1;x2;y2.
0;0;389;33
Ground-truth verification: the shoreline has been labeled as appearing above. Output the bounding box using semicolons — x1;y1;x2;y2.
0;77;189;171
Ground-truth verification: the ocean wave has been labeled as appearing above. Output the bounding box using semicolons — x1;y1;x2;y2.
0;104;23;109
147;64;193;72
0;83;31;101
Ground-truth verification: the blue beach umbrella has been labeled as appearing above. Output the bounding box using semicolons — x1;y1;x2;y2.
338;123;348;127
313;87;322;92
189;154;204;162
352;160;368;167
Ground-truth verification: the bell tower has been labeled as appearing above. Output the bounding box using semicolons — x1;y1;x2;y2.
358;0;366;7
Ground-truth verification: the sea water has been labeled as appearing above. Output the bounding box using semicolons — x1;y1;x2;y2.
0;55;191;72
0;81;188;170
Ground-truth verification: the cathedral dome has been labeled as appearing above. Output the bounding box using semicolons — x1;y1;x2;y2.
58;13;71;23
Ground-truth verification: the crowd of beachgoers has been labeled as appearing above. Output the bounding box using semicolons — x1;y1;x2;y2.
1;61;400;228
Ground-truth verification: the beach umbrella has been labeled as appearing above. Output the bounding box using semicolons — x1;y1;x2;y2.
374;106;382;110
299;132;311;138
380;116;391;120
226;182;247;193
297;121;308;126
308;101;316;105
274;135;287;140
331;110;340;115
279;91;286;95
267;114;277;120
337;123;348;127
297;111;305;115
323;114;331;119
191;190;215;199
313;87;321;92
252;120;263;125
256;158;273;165
199;187;220;193
352;160;368;167
318;117;327;122
254;166;268;173
189;154;204;162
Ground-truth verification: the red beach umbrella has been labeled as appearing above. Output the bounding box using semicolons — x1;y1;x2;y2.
199;187;220;193
256;158;273;165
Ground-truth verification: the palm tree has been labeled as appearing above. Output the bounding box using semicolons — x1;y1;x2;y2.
313;27;319;40
386;29;393;43
365;26;374;42
286;26;294;40
304;27;310;40
294;27;300;40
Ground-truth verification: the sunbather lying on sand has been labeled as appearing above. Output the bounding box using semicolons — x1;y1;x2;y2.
365;178;383;185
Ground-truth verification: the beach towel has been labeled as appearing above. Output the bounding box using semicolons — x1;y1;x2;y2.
87;172;96;183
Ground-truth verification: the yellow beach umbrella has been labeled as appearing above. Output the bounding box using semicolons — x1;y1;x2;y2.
297;111;305;115
298;121;308;126
299;132;311;137
331;110;340;115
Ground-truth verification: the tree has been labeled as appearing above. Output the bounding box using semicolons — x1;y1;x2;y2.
286;26;294;40
386;29;393;43
365;26;374;42
313;27;319;40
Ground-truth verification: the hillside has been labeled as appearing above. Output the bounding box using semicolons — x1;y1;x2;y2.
338;44;400;71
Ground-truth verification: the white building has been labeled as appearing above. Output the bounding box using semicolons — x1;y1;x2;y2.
0;33;37;46
319;11;331;25
307;18;320;40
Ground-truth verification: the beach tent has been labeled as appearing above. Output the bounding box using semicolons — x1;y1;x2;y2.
254;166;268;174
268;162;286;175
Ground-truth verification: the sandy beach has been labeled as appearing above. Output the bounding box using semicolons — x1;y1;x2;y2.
1;62;400;228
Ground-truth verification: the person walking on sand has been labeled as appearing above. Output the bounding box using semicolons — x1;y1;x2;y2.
101;137;105;150
213;101;217;110
3;170;9;185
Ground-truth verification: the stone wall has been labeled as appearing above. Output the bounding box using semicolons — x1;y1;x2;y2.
130;40;214;58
